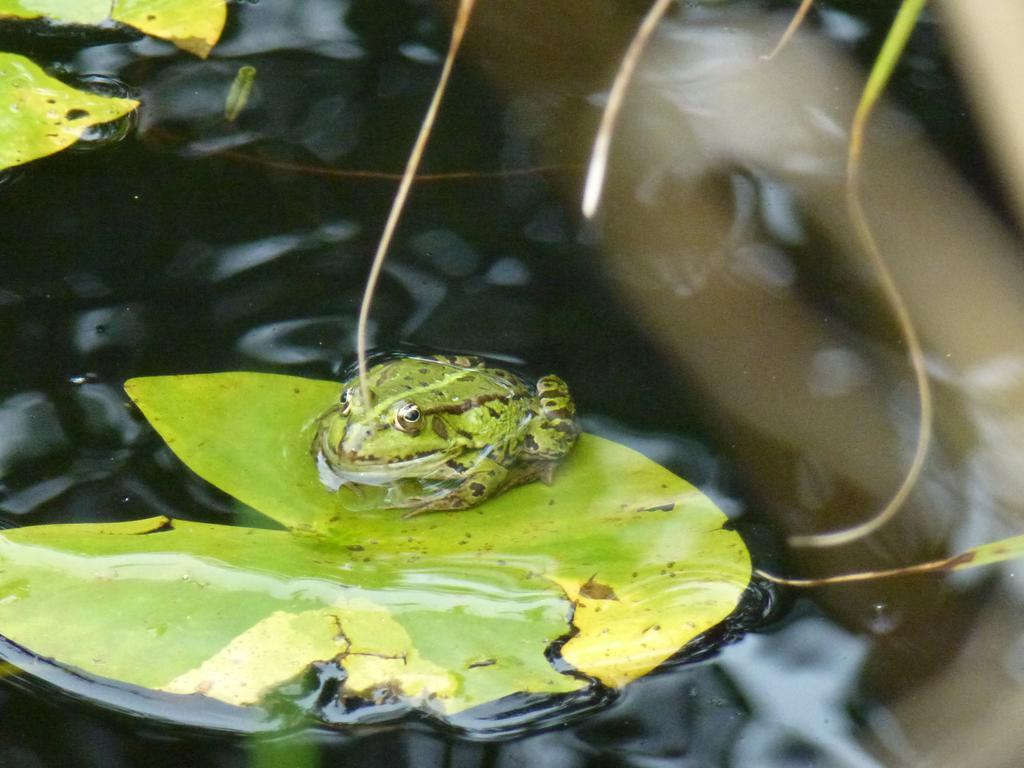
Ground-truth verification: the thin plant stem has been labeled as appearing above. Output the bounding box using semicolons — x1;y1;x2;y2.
761;0;815;60
354;0;477;404
754;551;965;587
790;0;931;548
760;532;1024;585
581;0;675;218
220;152;575;183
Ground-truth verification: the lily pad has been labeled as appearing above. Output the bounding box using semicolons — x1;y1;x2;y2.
0;52;139;170
0;372;751;723
0;516;569;712
0;0;227;56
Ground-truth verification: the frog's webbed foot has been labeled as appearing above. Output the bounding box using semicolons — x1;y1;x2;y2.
395;483;465;516
537;461;557;486
505;460;556;488
401;458;509;517
401;500;461;518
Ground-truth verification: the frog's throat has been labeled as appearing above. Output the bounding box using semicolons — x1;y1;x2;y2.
315;448;446;488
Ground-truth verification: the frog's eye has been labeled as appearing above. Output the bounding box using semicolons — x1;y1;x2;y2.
394;402;422;432
340;388;353;416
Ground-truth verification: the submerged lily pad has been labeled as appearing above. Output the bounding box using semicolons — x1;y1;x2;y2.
0;53;138;170
0;373;751;723
0;516;574;712
0;0;227;56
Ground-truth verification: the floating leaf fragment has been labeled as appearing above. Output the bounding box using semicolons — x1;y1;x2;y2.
0;0;109;26
112;0;227;58
225;64;256;121
0;52;138;171
0;0;228;56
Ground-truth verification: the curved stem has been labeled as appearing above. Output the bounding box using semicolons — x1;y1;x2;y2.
581;0;676;218
755;547;964;586
354;0;477;404
789;0;932;548
761;0;816;61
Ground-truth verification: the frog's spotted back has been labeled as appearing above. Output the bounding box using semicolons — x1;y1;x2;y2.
428;353;488;369
312;355;579;514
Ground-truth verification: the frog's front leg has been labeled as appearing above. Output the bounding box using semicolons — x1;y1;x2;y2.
401;457;509;517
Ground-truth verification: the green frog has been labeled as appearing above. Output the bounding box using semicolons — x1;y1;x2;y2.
312;354;579;514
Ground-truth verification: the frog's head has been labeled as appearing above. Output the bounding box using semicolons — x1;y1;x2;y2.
314;358;506;485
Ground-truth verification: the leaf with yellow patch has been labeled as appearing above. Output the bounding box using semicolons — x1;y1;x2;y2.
0;0;227;57
112;0;227;58
162;609;349;706
0;53;138;171
0;372;751;730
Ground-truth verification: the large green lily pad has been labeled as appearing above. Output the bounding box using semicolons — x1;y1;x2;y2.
0;53;139;170
0;373;751;722
0;516;576;712
0;0;227;56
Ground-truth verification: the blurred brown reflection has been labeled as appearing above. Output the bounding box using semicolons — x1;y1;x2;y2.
457;2;1024;765
940;0;1024;231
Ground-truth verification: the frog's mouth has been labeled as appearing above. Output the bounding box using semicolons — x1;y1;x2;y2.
315;449;446;490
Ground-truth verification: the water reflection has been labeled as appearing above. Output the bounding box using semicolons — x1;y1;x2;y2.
808;348;870;398
484;257;531;288
729;242;797;291
237;316;358;365
411;229;479;277
214;0;365;60
64;74;138;151
0;393;67;477
0;385;146;520
0;167;23;189
470;0;1024;764
187;222;358;283
720;615;877;767
73;305;146;354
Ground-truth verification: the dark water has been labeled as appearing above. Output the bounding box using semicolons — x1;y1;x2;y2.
1;1;1018;766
